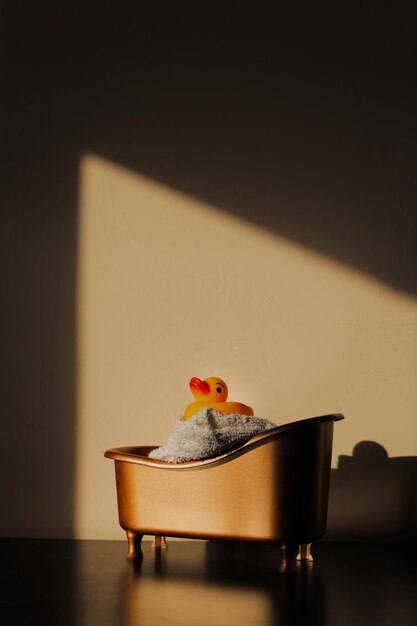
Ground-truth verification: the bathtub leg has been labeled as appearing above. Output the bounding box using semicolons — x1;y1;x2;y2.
126;530;143;559
279;543;298;573
296;543;313;562
152;535;167;550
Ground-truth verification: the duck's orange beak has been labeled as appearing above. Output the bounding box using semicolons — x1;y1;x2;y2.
189;377;210;397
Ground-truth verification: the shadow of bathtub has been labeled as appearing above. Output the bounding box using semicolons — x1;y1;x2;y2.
327;441;417;540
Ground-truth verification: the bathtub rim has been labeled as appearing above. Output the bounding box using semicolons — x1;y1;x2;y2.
104;413;344;470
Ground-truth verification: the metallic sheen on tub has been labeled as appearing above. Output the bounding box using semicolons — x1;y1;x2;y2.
105;414;343;570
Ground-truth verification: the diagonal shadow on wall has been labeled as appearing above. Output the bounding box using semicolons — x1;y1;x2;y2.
1;3;415;537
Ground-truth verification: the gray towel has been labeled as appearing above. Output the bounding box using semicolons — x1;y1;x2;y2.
148;408;276;463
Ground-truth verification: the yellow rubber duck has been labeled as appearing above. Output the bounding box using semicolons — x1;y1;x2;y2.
182;376;254;421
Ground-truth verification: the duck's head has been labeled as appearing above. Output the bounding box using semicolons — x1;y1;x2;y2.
189;376;228;402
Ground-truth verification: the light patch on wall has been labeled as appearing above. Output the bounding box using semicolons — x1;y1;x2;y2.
76;153;417;538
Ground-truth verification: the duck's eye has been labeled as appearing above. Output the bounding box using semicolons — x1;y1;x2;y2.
216;387;222;393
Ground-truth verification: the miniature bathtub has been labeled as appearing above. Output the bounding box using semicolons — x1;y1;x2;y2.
105;413;343;571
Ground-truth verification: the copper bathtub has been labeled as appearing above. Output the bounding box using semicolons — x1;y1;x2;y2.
105;413;343;571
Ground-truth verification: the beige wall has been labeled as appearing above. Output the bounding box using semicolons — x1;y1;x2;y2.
2;4;416;541
77;155;417;539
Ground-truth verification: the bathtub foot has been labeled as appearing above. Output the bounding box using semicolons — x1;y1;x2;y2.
296;543;313;562
279;543;298;573
152;535;167;550
126;530;143;559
